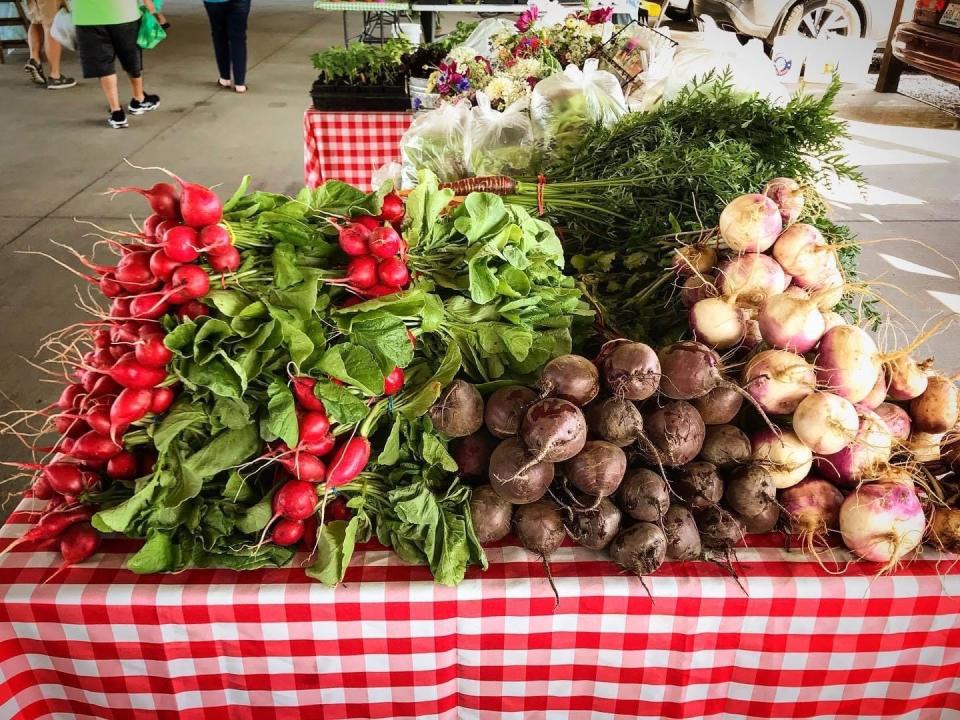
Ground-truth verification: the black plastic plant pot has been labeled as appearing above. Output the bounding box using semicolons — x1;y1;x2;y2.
310;82;410;111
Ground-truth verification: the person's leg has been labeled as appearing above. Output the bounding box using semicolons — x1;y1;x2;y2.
28;22;42;62
100;74;121;112
41;23;62;78
129;76;145;103
226;0;251;89
204;2;232;84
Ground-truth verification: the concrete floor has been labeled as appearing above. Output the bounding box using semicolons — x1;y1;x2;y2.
0;2;959;507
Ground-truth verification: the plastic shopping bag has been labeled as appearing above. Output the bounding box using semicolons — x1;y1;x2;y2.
400;101;471;189
467;93;541;177
530;61;627;152
50;9;76;52
137;8;167;50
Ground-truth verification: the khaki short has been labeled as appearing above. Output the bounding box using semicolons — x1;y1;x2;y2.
24;0;64;25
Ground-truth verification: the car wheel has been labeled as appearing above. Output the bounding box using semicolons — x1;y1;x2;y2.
779;0;864;39
665;4;692;22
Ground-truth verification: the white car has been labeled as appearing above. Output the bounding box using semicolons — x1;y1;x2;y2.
669;0;912;44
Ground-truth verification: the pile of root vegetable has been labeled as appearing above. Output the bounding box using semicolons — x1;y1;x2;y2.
460;178;960;591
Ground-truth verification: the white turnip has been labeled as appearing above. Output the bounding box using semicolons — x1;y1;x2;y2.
876;402;911;442
772;223;836;287
672;244;718;277
839;482;925;568
763;177;805;225
719;194;783;253
757;293;825;353
886;356;928;402
751;428;812;489
743;350;816;415
821;311;845;331
792;392;860;455
816;325;880;404
779;477;843;551
816;407;893;488
718;253;787;306
689;297;747;349
860;370;888;410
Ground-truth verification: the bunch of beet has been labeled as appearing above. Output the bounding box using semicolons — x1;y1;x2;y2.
2;172;235;575
329;193;410;300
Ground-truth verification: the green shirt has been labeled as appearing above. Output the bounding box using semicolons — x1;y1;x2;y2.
73;0;141;26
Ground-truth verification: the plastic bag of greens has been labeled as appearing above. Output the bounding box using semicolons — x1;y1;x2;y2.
400;102;471;189
467;93;541;177
137;8;167;50
529;61;627;153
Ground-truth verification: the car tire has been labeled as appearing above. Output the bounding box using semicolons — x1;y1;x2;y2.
666;4;692;21
778;0;864;39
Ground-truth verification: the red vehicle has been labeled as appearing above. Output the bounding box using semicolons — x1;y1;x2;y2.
891;0;960;84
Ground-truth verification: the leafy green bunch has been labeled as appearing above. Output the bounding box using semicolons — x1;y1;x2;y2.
312;38;413;87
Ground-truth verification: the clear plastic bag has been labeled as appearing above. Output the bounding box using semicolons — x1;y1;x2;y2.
467;93;541;178
50;9;76;52
529;61;627;152
457;18;514;58
400;102;471;189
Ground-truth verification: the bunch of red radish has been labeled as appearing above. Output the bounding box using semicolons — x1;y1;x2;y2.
5;173;230;576
331;192;410;299
265;376;374;546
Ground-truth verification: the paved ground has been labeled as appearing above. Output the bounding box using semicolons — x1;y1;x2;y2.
0;1;958;507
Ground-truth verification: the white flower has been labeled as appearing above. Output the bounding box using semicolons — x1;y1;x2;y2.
447;46;476;65
508;58;543;79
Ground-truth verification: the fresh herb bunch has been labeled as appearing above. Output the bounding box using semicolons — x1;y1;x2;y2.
312;39;413;87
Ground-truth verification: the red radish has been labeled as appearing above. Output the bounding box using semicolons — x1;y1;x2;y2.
672;244;718;278
58;437;76;455
750;428;812;489
54;415;88;437
272;518;305;545
376;257;409;288
150;386;176;415
354;215;380;231
128;293;170;320
5;462;89;497
299;411;330;444
368;226;402;258
0;505;95;555
105;355;167;389
110;388;153;435
111;322;142;345
300;435;336;457
93;329;111;348
758;292;826;353
839;482;925;568
155;219;179;238
278;452;326;483
383;367;405;396
55;523;102;574
763;177;805;225
106;451;139;480
719;194;783;253
338;224;370;256
779;477;843;552
366;283;400;299
71;432;123;461
876;402;911;442
792;391;859;455
91;348;114;368
378;193;405;225
177;301;209;320
172;177;222;228
83;403;112;436
167;264;211;304
198;224;231;253
718;253;787;308
58;383;85;412
272;480;318;520
86;374;122;399
135;333;173;367
886;356;929;401
324;495;353;522
108;344;127;361
689;297;746;349
99;273;124;298
742;349;816;415
114;251;156;290
291;376;325;412
110;297;131;319
149;250;182;282
208;245;241;273
163;226;200;263
143;213;165;237
816;407;893;487
32;475;54;500
108;182;179;220
345;256;378;290
326;437;371;488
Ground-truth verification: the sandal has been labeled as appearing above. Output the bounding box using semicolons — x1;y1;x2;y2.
217;78;232;88
234;85;247;94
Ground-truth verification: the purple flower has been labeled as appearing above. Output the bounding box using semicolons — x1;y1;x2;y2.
455;77;471;91
586;6;613;25
515;6;539;32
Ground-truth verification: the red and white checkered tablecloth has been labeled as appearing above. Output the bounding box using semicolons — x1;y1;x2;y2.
303;110;412;191
2;495;959;720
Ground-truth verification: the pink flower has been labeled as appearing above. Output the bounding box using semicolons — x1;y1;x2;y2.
586;6;613;24
515;6;540;32
476;55;493;74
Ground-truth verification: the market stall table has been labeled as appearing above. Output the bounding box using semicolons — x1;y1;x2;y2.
2;494;959;720
303;109;412;191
